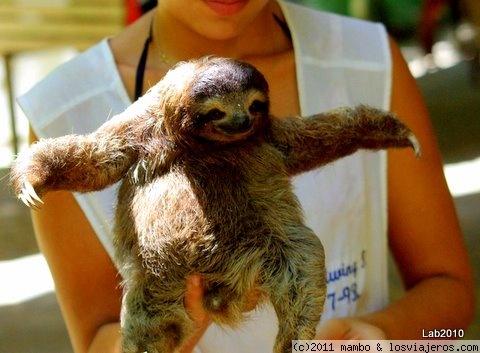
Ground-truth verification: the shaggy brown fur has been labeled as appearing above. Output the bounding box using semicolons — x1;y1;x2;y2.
11;57;419;353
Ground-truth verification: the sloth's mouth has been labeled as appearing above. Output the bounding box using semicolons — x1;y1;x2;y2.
214;123;255;142
217;121;253;135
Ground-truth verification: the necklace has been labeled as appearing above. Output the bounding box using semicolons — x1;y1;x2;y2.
151;17;171;66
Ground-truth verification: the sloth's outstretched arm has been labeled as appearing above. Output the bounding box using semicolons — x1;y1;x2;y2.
269;105;420;176
10;111;154;207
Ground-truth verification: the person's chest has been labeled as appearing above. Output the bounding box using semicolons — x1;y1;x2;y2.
248;50;300;118
118;50;300;119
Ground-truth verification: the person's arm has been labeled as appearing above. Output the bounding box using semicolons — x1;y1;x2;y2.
373;36;474;338
87;323;121;353
29;126;122;352
30;178;122;353
317;37;474;339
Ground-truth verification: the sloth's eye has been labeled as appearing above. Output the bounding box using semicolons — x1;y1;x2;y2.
249;100;268;114
205;109;226;121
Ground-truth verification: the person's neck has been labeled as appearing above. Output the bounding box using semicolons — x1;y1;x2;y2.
151;2;292;66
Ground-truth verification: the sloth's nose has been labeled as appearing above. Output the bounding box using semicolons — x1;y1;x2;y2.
230;113;252;132
216;112;253;135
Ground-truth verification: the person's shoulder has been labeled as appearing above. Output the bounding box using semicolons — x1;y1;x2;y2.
280;1;381;27
18;39;129;136
280;1;387;44
19;39;114;112
280;1;389;66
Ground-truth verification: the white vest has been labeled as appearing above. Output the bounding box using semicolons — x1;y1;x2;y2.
18;1;391;351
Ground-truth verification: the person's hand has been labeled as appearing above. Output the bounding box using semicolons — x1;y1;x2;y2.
315;318;387;340
181;274;262;352
184;274;212;327
180;274;212;353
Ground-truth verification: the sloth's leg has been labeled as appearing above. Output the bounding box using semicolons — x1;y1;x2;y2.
120;280;194;353
268;227;326;353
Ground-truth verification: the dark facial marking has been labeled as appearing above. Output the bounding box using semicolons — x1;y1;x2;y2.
249;100;269;115
204;108;226;122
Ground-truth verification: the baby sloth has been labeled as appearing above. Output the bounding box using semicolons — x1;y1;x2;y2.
11;57;420;353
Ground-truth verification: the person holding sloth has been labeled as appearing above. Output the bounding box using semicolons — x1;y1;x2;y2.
16;1;474;352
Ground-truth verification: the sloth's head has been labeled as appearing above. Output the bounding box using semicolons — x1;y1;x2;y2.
154;57;270;144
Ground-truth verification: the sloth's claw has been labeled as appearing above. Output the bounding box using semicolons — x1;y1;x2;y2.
19;193;31;207
18;181;43;209
25;181;43;204
408;133;422;158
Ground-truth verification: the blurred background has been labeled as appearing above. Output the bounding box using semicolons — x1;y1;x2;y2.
0;0;479;351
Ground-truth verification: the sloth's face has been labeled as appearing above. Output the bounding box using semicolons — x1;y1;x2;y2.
192;88;269;142
188;58;270;143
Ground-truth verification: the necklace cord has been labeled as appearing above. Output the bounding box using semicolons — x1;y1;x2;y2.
134;20;153;101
